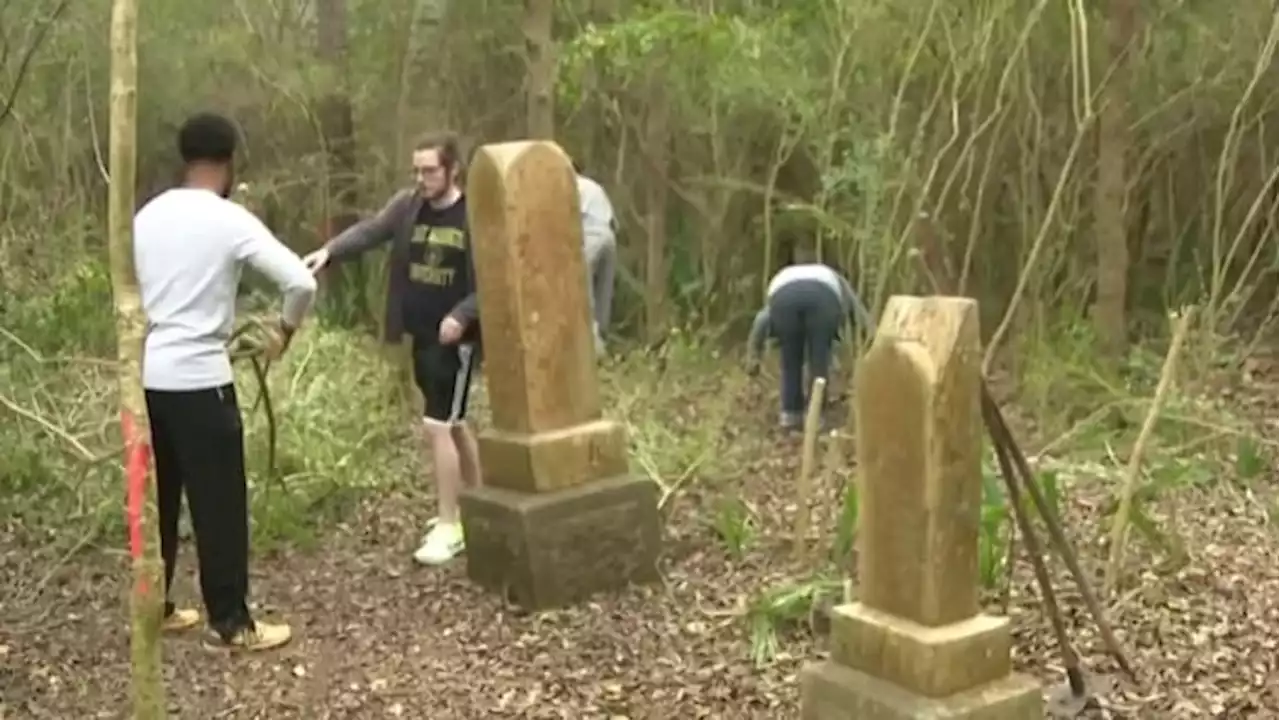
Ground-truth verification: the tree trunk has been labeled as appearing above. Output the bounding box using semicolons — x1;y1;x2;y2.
523;0;555;139
642;75;670;343
108;0;167;716
316;0;368;327
1093;0;1138;362
393;0;449;164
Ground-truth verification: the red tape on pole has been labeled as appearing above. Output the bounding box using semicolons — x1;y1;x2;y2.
121;410;149;587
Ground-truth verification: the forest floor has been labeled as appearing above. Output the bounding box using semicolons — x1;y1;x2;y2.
1;348;1277;720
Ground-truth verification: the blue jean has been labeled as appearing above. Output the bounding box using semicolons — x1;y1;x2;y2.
769;280;841;415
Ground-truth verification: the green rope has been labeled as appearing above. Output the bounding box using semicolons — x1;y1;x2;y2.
227;317;281;489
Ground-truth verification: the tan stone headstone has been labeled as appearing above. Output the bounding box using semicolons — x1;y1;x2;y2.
466;141;600;435
459;141;660;610
857;295;984;626
465;141;629;494
799;296;1042;719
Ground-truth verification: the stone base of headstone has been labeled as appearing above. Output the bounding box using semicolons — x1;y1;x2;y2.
476;419;630;493
459;474;661;610
800;603;1044;720
800;661;1043;720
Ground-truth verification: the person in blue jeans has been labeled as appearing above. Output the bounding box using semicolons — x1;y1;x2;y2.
572;158;617;355
746;262;874;430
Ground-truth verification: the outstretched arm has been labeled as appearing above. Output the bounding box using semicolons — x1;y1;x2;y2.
837;275;875;338
325;189;415;262
230;206;317;331
746;307;772;363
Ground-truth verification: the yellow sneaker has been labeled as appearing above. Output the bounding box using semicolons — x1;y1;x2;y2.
161;608;201;633
205;621;292;652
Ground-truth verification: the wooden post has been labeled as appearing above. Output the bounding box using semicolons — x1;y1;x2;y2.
792;377;827;563
107;0;167;716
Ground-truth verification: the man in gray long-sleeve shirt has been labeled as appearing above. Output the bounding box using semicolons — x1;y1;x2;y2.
746;263;874;429
135;112;316;652
302;131;481;567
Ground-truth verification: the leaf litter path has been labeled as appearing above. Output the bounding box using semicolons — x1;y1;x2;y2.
2;485;806;720
3;384;1278;719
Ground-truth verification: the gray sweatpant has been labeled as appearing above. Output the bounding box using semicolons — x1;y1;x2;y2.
583;231;616;344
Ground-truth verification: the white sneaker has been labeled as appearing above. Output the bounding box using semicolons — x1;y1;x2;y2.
413;521;465;565
419;516;440;546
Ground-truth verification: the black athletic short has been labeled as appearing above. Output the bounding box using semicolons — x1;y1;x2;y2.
411;340;479;425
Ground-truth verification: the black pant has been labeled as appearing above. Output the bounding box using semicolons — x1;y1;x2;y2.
411;338;479;425
146;384;254;639
769;280;842;415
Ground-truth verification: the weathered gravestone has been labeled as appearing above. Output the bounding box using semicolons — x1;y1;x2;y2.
800;296;1043;719
458;140;661;610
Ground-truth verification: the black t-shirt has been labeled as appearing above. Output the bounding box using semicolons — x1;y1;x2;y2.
403;196;474;340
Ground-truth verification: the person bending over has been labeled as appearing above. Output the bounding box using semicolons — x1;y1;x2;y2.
135;111;317;651
572;158;617;355
302;131;481;566
745;262;874;430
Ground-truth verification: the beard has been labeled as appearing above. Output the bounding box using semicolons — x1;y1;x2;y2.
420;169;459;204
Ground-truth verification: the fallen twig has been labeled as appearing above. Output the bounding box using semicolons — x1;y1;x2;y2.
0;326;43;361
657;450;712;513
0;390;97;461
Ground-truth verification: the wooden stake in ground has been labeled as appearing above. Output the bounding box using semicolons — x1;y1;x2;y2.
792;377;826;563
107;0;167;716
1104;306;1194;597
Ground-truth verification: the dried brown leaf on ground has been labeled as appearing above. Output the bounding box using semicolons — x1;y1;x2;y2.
1;357;1276;720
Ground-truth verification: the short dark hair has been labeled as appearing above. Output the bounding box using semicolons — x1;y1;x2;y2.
414;131;463;172
177;112;239;164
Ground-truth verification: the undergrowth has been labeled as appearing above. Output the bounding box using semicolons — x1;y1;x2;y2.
1;294;409;561
739;318;1275;667
1;274;1274;670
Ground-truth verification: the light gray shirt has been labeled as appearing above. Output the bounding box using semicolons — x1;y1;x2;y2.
747;264;874;360
135;188;316;391
576;174;615;241
766;264;846;301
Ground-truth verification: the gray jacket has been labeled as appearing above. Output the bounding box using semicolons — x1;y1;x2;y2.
324;189;480;344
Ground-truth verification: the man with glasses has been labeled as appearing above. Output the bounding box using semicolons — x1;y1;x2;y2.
302;131;481;565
